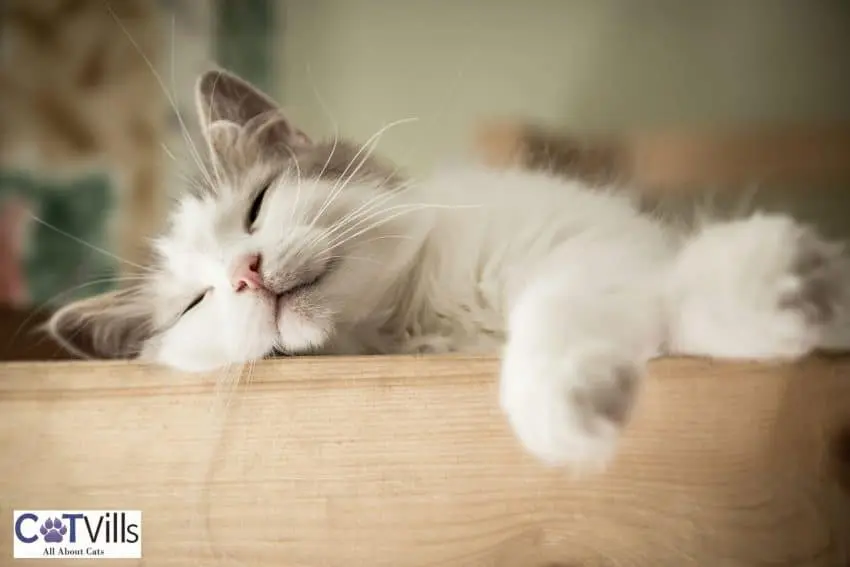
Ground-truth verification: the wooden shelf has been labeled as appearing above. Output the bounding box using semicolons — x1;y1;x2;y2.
2;355;849;565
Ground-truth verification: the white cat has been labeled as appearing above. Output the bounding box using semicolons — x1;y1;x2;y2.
49;69;850;469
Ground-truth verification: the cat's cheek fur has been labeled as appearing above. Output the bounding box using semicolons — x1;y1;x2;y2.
153;297;279;372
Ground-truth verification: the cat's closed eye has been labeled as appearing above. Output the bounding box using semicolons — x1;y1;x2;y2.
180;291;207;316
246;184;270;232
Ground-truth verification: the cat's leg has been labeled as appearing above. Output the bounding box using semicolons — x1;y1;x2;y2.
500;255;666;469
666;213;850;360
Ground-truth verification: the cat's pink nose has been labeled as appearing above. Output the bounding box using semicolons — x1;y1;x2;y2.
231;254;265;292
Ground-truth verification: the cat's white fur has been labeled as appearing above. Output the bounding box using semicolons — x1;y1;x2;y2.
49;70;850;470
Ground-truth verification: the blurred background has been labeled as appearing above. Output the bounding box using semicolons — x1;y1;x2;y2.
1;0;849;357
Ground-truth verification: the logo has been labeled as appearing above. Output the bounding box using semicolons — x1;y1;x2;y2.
13;510;141;559
39;518;67;543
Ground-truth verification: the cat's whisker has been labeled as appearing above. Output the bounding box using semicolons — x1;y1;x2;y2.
315;114;423;224
309;136;386;226
322;197;456;248
26;213;153;273
161;155;205;188
372;163;407;194
245;359;257;388
168;13;215;188
299;181;419;253
44;289;153;362
106;4;214;189
50;321;99;361
160;142;180;164
209;361;233;401
303;200;396;254
348;234;416;248
336;251;401;267
307;117;419;232
302;66;342;222
323;181;417;237
301;132;339;228
309;251;387;267
325;202;478;252
213;361;245;417
8;277;148;353
34;276;149;313
203;69;231;189
282;146;305;228
336;179;414;221
322;204;438;251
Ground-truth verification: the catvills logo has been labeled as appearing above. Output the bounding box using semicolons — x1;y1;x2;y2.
13;510;141;559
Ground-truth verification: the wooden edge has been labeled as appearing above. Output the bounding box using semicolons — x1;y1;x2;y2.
2;355;850;565
474;119;850;192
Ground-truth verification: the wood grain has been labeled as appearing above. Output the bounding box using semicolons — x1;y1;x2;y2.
2;355;850;566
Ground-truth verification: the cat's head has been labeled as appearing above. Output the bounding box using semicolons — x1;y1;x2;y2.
47;69;429;370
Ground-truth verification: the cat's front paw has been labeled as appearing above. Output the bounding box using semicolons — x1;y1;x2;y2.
500;344;641;471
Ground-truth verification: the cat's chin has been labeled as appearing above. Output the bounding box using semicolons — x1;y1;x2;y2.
274;300;332;354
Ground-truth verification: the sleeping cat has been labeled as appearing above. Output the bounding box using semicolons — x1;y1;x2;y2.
48;69;850;469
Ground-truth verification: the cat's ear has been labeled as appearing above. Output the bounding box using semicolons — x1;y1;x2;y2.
194;69;311;157
205;119;242;174
45;289;153;360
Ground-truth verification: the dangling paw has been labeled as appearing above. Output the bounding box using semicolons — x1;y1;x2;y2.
500;343;641;471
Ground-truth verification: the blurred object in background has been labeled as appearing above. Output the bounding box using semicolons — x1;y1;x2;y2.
279;0;850;240
0;0;274;313
215;0;275;94
0;195;29;307
0;0;168;308
0;0;274;359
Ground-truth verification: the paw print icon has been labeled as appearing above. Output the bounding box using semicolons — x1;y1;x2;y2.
39;518;67;543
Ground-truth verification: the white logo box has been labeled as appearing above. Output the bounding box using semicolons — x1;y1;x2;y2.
12;510;142;560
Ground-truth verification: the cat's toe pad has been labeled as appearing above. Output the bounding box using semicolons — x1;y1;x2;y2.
500;346;640;471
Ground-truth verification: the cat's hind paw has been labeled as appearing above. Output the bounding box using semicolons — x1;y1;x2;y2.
778;227;847;332
670;214;850;359
744;219;847;358
500;344;641;472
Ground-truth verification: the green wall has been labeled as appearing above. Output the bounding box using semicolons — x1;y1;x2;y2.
274;1;850;237
276;1;849;171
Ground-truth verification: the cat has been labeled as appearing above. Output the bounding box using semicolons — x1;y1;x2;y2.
47;68;850;469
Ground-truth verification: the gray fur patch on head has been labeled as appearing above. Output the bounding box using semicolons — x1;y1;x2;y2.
291;139;405;189
191;68;405;196
186;134;406;203
195;69;310;155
